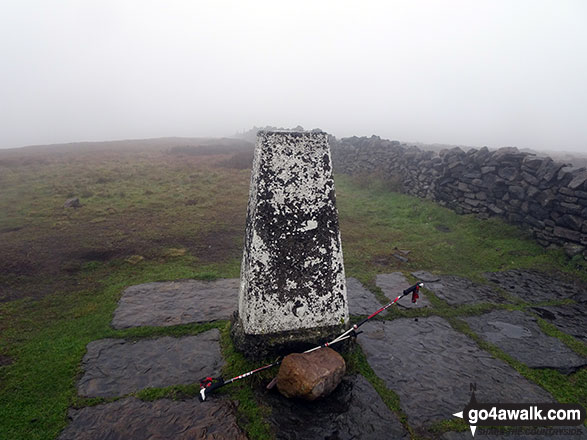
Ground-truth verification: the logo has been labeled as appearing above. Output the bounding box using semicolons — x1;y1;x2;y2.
452;384;586;437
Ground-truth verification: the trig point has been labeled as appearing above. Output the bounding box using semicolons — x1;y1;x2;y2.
232;131;349;357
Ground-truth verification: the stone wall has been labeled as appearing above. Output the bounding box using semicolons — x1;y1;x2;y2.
331;136;587;258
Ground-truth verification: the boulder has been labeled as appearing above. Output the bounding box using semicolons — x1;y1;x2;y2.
276;347;345;400
64;197;82;208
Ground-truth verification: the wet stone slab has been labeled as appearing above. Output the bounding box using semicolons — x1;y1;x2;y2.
376;272;431;308
463;310;586;374
346;277;382;315
58;397;246;440
425;275;506;306
532;304;587;342
484;270;587;303
77;329;223;398
358;317;553;430
111;279;239;329
411;270;441;283
261;375;409;440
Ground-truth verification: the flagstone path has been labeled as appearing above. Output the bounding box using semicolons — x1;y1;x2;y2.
425;275;508;305
261;375;409;440
358;317;554;429
376;272;432;308
111;279;239;329
58;270;586;439
58;397;247;440
77;331;224;398
463;310;586;374
531;304;587;342
484;269;586;303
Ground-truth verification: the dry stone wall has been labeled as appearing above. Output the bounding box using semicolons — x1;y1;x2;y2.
331;136;587;258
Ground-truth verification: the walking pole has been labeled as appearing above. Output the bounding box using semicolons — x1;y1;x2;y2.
305;281;423;353
199;281;424;401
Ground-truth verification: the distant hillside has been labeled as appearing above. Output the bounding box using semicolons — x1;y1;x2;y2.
233;125;327;143
3;132;585;169
0;137;254;157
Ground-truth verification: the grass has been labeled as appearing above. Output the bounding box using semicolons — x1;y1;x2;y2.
336;174;586;285
0;259;240;440
535;317;587;358
218;323;274;439
0;146;585;439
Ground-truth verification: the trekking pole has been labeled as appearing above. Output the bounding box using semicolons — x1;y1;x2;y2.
199;281;423;401
305;281;423;353
199;332;359;401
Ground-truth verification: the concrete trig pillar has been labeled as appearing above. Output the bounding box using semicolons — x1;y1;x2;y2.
233;131;349;356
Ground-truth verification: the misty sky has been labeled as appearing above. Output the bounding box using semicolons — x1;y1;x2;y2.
1;1;586;152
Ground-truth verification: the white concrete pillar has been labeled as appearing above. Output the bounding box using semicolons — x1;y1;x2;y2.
235;131;348;352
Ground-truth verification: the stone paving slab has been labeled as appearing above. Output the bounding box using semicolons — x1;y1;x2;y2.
77;329;224;398
58;397;246;440
261;375;409;440
111;279;239;329
376;272;432;308
463;310;586;374
346;277;382;316
358;317;553;429
484;270;587;303
425;275;507;306
412;270;441;282
532;304;587;342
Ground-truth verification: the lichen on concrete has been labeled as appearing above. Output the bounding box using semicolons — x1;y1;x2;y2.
236;131;349;348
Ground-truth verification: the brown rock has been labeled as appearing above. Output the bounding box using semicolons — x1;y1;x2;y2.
276;347;346;400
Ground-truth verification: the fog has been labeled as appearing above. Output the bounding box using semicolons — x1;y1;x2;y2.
1;1;586;152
